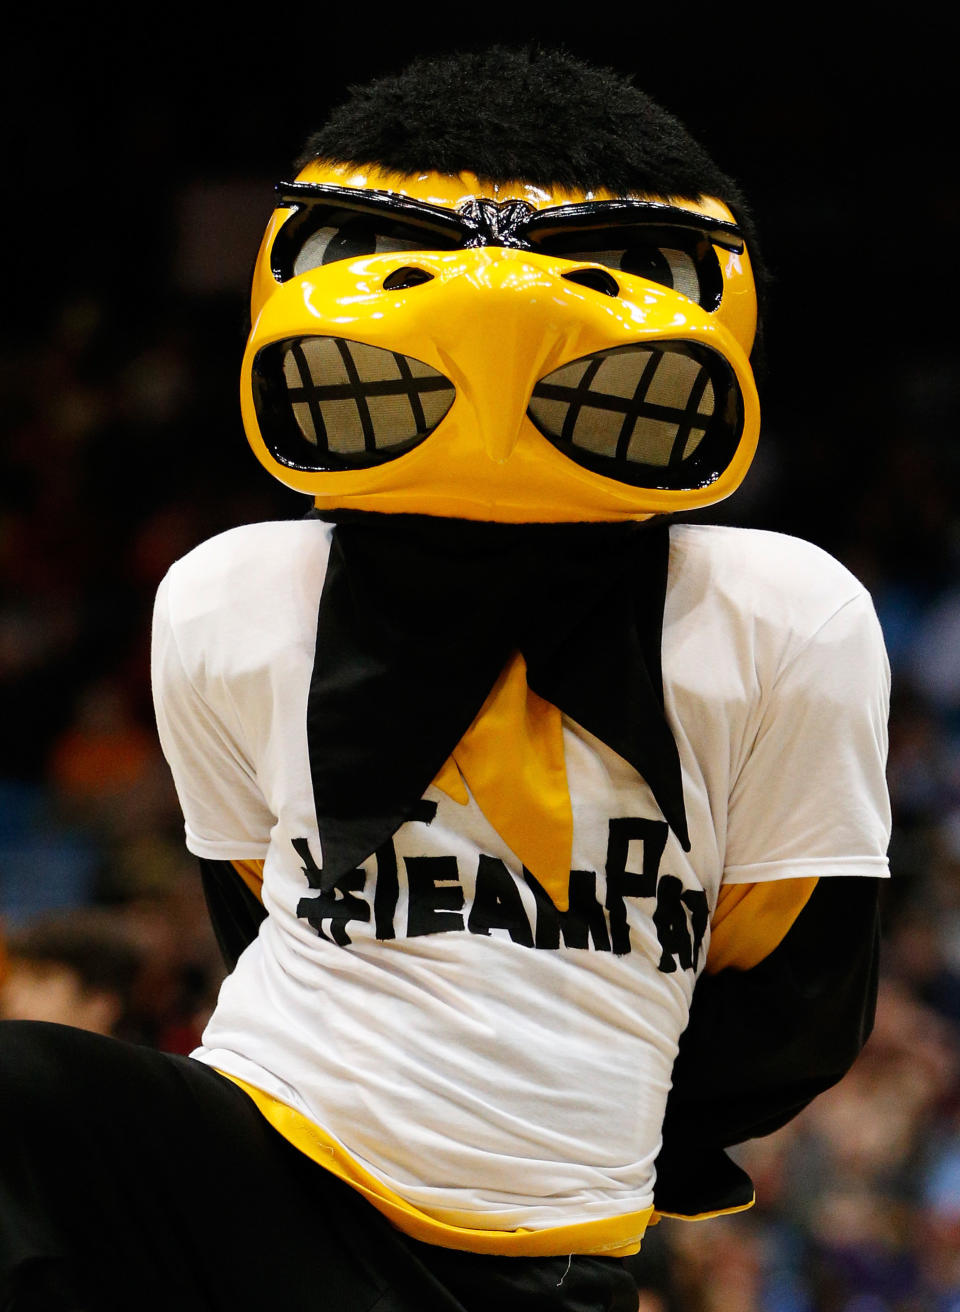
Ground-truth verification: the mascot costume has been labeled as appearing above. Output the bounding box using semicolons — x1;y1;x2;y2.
0;48;890;1312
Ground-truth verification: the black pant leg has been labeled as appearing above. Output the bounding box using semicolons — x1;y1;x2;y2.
403;1243;640;1312
0;1021;637;1312
0;1022;463;1311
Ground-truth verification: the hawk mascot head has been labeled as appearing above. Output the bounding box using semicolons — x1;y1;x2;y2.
239;48;764;907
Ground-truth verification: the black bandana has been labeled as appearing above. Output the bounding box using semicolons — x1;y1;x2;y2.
306;513;688;892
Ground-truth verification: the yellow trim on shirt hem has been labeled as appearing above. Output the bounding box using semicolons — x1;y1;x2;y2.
651;1195;756;1223
218;1071;654;1256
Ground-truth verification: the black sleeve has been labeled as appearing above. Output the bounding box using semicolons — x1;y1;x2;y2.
653;876;882;1215
199;859;269;971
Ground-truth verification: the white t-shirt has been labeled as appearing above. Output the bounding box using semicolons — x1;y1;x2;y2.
152;519;890;1233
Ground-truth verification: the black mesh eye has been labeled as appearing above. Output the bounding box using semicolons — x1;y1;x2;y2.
272;204;458;282
552;244;704;304
293;217;432;274
297;219;377;269
534;226;724;311
621;249;699;305
251;336;456;472
619;246;673;285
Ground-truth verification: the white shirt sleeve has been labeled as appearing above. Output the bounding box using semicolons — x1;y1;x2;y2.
723;588;891;884
152;570;275;861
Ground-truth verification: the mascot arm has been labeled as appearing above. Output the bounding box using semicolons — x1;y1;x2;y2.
652;874;881;1217
200;858;268;971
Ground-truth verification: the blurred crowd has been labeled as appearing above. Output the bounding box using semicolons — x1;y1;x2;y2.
2;217;959;1309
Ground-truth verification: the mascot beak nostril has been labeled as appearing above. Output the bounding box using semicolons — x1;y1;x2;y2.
562;268;621;298
383;266;435;291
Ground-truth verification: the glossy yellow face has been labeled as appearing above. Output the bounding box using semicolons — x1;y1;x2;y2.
241;162;760;522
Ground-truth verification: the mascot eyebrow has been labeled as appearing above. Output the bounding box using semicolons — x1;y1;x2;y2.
272;180;746;272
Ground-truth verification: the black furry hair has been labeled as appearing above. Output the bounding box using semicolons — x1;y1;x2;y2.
297;46;767;363
300;47;732;200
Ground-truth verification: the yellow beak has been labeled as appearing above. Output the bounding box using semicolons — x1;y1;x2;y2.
242;245;759;523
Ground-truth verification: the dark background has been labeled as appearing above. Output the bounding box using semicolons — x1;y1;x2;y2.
6;9;958;771
3;11;960;1308
9;10;958;557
